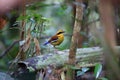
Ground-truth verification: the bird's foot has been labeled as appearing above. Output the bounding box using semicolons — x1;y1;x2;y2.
54;48;59;54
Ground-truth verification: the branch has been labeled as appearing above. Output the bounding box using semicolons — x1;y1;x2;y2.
18;47;104;72
19;0;26;60
0;40;20;59
85;18;100;26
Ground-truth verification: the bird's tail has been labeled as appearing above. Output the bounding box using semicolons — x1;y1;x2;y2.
44;41;49;45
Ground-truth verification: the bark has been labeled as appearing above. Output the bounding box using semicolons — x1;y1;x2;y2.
20;0;26;60
77;1;88;48
18;47;103;72
66;0;83;80
98;0;120;79
18;46;120;72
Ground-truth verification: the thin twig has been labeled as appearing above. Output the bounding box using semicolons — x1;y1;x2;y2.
0;40;20;59
85;18;100;26
0;27;22;33
19;0;26;60
8;48;23;70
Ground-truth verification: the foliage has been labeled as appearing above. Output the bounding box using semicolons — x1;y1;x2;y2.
1;0;119;80
94;63;108;80
76;67;89;77
94;63;102;79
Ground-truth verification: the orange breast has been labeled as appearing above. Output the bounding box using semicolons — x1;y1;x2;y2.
51;34;64;46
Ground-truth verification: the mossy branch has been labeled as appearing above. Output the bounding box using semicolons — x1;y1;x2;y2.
18;47;105;72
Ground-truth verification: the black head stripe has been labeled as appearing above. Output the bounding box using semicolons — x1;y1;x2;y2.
57;32;64;35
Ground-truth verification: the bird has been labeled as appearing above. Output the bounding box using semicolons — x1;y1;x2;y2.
44;29;65;48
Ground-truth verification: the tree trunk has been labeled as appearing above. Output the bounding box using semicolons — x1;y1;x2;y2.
66;0;83;80
98;0;120;79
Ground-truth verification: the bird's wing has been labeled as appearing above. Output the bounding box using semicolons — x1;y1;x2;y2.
48;35;58;43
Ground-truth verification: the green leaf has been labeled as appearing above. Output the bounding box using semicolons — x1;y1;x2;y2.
81;67;89;73
77;71;85;76
94;63;102;79
76;67;89;77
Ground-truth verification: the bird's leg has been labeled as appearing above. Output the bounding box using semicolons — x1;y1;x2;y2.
53;46;58;54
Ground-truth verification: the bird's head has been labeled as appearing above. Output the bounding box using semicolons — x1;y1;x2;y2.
56;29;65;35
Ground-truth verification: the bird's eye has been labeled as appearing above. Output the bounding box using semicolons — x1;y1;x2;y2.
57;32;62;34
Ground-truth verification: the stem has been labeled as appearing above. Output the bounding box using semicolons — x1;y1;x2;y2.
20;0;26;60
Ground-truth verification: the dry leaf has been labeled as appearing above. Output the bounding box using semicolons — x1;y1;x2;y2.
61;72;65;80
34;38;41;55
22;28;31;52
0;17;7;30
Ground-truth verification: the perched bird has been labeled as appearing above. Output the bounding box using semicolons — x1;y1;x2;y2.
44;29;65;47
